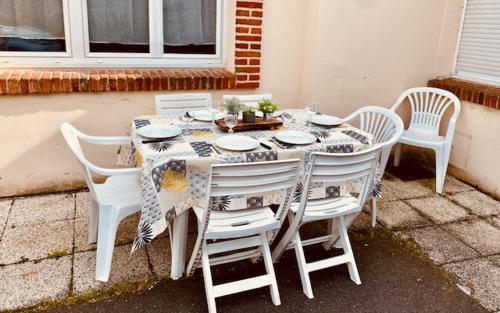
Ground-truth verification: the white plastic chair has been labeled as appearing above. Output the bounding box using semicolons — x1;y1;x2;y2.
390;87;461;193
155;93;212;115
222;93;272;108
271;147;382;299
186;159;301;313
343;106;404;226
60;123;142;282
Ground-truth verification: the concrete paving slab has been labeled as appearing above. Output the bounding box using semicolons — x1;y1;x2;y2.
7;193;75;228
376;200;431;230
417;176;474;194
450;190;500;217
0;199;12;238
380;184;398;202
0;256;72;311
488;216;500;228
402;226;479;264
74;213;140;252
383;178;434;199
76;191;92;220
146;237;171;277
488;255;500;267
444;258;500;311
407;195;470;224
0;220;73;265
72;244;152;295
444;219;500;255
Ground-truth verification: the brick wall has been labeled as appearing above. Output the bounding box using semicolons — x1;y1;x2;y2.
428;78;500;110
234;0;263;89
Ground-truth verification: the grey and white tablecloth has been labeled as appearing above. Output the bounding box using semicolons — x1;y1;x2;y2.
126;111;374;251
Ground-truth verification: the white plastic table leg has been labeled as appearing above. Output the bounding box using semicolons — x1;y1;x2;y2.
170;210;189;280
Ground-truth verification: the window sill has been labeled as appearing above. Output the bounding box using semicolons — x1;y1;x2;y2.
428;78;500;110
0;68;238;95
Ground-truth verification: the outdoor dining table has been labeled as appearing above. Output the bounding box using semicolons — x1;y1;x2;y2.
126;110;375;279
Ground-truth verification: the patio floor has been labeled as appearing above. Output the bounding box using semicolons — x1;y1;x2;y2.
0;167;499;312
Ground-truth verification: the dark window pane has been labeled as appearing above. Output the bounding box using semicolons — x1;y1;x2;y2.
163;0;217;55
0;0;66;52
87;0;149;53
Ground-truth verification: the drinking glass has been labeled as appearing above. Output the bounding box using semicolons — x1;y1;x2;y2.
305;103;316;122
225;112;238;134
181;110;194;132
281;111;294;127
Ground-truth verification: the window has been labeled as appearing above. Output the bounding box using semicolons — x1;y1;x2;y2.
453;0;500;86
0;0;224;67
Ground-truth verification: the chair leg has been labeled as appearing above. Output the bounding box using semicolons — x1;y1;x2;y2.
393;143;402;167
434;147;445;194
95;207;119;282
293;232;314;299
370;198;377;227
337;216;361;285
260;233;281;306
87;200;99;244
201;241;217;313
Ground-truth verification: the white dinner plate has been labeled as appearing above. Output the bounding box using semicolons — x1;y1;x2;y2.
215;135;259;151
275;130;316;145
137;125;182;139
310;114;343;126
189;110;224;122
255;111;282;118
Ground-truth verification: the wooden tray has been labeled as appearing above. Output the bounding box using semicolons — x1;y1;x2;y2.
215;117;283;132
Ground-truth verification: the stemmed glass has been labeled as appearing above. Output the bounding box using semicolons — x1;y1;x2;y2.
224;112;238;134
181;110;194;133
281;111;294;128
305;103;317;122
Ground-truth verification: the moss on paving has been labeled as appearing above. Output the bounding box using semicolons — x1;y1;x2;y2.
46;250;70;259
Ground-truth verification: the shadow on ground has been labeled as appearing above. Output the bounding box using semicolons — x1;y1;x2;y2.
38;232;487;313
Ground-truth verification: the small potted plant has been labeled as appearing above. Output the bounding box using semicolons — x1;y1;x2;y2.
223;97;244;114
258;99;279;121
242;105;256;123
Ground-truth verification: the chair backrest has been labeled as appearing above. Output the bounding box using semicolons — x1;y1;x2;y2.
390;87;461;137
222;93;272;108
343;106;404;146
155;93;212;115
295;146;382;222
343;106;404;175
200;159;301;232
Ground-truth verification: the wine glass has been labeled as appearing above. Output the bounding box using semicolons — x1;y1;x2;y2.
225;112;238;134
181;110;194;132
281;111;294;128
305;103;316;122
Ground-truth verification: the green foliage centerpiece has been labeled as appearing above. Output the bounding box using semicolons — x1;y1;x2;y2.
258;99;279;121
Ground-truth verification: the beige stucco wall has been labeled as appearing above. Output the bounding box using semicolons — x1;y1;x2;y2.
2;0;499;198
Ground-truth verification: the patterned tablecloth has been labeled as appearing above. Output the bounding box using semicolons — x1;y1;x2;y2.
127;110;374;251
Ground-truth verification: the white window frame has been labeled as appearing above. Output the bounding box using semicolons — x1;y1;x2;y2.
452;0;500;86
0;0;226;68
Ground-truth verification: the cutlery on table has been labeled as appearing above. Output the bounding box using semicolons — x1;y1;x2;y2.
269;137;287;149
259;142;273;150
208;143;222;154
142;138;180;144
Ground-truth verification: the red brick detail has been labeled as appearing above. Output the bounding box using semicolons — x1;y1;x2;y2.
0;69;236;95
234;0;263;89
428;78;500;110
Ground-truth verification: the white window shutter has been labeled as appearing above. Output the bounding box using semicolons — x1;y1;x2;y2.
455;0;500;84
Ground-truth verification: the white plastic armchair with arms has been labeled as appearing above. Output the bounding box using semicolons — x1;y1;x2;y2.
186;159;301;313
390;87;461;193
342;106;404;226
60;123;142;282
